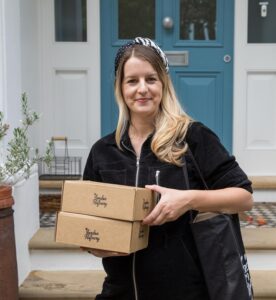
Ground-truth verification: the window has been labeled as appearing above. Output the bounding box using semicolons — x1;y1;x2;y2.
180;0;217;40
55;0;87;42
118;0;155;39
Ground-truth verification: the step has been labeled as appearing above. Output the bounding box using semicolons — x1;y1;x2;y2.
18;269;276;299
252;270;276;300
38;176;276;212
19;270;105;299
38;176;276;190
249;176;276;202
29;228;102;271
25;227;276;299
242;227;276;250
249;176;276;190
39;180;64;189
241;227;276;270
32;227;276;251
29;227;276;271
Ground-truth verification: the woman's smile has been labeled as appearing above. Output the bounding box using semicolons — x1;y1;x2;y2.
135;97;152;103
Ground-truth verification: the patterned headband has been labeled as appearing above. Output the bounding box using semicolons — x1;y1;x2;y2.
114;37;169;75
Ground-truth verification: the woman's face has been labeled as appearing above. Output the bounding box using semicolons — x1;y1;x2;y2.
122;56;163;120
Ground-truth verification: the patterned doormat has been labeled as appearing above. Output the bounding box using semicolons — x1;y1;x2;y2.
40;202;276;228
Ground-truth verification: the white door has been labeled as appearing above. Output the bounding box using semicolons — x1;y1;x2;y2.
38;0;100;175
234;0;276;175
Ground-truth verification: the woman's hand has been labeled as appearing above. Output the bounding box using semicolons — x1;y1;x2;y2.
143;185;193;226
80;247;129;258
143;185;253;226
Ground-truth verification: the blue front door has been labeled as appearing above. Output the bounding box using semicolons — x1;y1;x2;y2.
101;0;234;151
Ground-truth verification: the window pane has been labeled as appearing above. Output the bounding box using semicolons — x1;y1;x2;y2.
119;0;155;39
55;0;87;42
180;0;217;40
248;0;276;43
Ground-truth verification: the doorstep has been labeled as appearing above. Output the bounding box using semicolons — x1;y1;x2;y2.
19;270;276;299
19;270;105;299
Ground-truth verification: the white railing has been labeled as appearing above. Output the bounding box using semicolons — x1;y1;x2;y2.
12;164;39;285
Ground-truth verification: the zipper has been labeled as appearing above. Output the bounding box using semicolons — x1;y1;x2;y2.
155;170;160;203
121;141;140;300
132;251;139;300
135;156;140;188
132;156;140;300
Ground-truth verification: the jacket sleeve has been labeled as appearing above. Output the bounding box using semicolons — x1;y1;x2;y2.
186;122;253;193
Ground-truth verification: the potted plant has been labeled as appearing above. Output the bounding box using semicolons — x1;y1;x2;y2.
0;93;52;299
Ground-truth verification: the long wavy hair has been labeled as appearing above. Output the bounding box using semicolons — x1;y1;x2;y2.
114;44;192;166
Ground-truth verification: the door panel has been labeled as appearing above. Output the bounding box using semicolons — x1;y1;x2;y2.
174;71;223;136
101;0;233;151
38;0;100;172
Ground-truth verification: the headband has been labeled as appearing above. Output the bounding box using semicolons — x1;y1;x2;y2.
114;37;169;75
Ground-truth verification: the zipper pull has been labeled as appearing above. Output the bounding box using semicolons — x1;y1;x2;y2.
155;170;160;203
135;157;140;188
136;157;140;167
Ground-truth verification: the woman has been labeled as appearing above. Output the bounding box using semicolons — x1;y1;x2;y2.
83;37;253;300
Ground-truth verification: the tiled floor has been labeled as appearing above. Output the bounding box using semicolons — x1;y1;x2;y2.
40;212;57;228
240;202;276;228
40;202;276;228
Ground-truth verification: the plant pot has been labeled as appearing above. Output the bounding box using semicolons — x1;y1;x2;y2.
0;185;19;299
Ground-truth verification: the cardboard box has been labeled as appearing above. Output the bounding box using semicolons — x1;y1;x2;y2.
61;180;154;221
55;211;149;253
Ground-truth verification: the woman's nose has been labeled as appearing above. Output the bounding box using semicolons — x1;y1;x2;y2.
137;80;148;94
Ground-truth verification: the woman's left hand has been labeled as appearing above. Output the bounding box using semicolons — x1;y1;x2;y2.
143;185;193;225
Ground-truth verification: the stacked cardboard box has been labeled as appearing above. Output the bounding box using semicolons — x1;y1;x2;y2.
55;180;155;253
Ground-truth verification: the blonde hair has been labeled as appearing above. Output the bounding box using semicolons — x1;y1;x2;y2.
114;45;192;166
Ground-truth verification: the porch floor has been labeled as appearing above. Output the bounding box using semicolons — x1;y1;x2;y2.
40;202;276;228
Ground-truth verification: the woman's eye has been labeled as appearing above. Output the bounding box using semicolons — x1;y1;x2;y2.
127;79;137;84
147;77;157;83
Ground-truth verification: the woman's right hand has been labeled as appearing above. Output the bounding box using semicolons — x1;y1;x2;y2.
80;247;129;257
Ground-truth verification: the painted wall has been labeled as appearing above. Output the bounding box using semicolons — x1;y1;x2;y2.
0;0;40;286
13;166;40;285
19;0;40;150
0;0;22;145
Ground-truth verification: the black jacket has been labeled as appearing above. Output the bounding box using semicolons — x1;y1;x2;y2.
83;122;252;300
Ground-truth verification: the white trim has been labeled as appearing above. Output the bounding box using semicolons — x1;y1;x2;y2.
13;166;40;285
252;190;276;203
30;250;103;271
247;250;276;270
0;0;7;113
